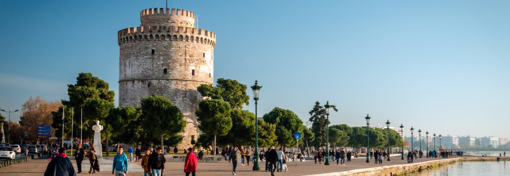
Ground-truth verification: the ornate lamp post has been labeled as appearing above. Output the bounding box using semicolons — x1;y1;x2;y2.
400;124;404;160
410;127;414;152
365;114;371;163
426;131;429;158
251;81;262;170
386;120;391;161
418;129;422;158
433;133;436;151
439;134;442;149
1;109;19;143
324;101;331;165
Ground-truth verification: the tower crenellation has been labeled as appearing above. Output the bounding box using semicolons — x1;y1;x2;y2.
140;8;196;27
118;7;215;150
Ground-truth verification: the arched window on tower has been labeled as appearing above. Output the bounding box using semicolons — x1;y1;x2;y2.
163;68;167;74
148;82;151;87
151;49;155;55
192;69;195;76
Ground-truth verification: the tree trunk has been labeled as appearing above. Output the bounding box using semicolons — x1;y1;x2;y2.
106;131;109;156
161;135;164;154
305;139;310;156
213;134;217;156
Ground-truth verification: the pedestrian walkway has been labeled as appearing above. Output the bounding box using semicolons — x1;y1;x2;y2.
0;155;460;176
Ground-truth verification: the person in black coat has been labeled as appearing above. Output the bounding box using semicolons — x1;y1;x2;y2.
264;150;270;171
74;144;85;173
44;147;76;176
268;147;278;175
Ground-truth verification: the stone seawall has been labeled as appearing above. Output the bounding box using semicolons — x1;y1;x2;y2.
307;156;510;176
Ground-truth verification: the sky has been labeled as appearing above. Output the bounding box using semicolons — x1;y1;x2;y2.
1;0;509;139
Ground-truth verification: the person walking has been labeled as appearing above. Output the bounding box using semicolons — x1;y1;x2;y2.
347;150;352;162
141;148;152;176
268;147;278;176
340;148;346;166
149;147;166;176
240;146;246;166
378;151;383;164
174;146;178;154
317;149;323;164
112;147;129;176
184;147;197;176
44;147;76;176
265;149;270;171
374;150;379;164
245;148;251;166
128;146;134;162
314;150;318;164
74;144;85;173
276;148;284;172
135;146;141;162
88;145;99;174
335;149;341;166
230;146;241;175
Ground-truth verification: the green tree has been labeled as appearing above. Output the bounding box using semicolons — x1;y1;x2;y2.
140;96;186;151
302;127;315;154
257;119;278;148
63;73;114;108
108;106;140;156
50;106;74;141
197;78;250;109
196;99;232;155
218;109;255;147
197;133;213;150
330;124;352;147
308;101;337;148
328;128;345;149
263;107;304;147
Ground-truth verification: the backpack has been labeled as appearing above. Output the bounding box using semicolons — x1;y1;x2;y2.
231;149;238;159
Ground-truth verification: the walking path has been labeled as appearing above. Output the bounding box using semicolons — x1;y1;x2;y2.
0;155;462;176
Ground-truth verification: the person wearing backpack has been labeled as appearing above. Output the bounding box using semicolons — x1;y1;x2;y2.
148;147;166;176
44;147;76;176
230;146;241;175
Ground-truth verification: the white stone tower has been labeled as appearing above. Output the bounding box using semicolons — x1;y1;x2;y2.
117;8;216;149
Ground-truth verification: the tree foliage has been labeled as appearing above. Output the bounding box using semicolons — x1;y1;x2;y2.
62;73;114;108
263;107;303;147
330;124;351;147
82;98;115;142
256;119;278;148
217;109;255;147
20;96;62;144
196;99;232;155
197;78;250;109
308;101;338;148
140;96;186;148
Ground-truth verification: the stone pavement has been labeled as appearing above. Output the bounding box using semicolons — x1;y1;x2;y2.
0;154;461;176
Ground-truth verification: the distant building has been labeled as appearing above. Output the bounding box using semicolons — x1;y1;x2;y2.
481;136;499;148
441;135;459;148
499;138;508;146
458;136;476;148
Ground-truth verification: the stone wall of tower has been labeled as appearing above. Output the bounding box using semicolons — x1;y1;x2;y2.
118;8;216;150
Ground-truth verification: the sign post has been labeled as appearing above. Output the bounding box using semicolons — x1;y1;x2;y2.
293;132;301;167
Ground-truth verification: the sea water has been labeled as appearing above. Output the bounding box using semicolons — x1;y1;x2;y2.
410;161;510;176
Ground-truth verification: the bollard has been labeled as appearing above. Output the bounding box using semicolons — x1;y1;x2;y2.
497;157;500;162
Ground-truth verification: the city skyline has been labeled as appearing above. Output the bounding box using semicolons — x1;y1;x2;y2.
1;0;509;139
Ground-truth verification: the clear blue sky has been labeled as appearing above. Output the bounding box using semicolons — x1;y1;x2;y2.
1;0;509;139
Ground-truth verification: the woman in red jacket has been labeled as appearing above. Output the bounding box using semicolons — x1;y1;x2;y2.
184;147;197;176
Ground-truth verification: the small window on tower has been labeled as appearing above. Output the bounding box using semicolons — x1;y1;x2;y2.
163;68;167;74
203;52;205;57
151;49;155;55
148;82;151;87
192;69;195;76
209;73;211;77
191;135;195;141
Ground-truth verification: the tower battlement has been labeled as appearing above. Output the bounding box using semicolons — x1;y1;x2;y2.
117;26;216;46
140;8;196;27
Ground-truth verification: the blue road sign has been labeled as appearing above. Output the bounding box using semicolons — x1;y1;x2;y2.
294;132;301;139
38;132;51;136
38;126;51;136
38;126;50;129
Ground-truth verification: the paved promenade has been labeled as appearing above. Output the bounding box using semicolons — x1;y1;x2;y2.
0;155;461;176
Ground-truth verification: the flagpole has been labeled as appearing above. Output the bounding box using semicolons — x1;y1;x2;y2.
62;107;64;147
81;108;83;145
71;108;74;153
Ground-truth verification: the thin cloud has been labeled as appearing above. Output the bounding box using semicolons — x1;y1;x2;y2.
0;73;68;94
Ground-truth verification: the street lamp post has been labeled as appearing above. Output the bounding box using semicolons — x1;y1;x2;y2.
419;129;422;158
1;109;19;143
439;134;442;149
324;101;331;165
433;133;436;151
426;131;429;158
400;124;404;160
410;127;414;153
365;114;371;163
386;120;391;161
251;81;262;171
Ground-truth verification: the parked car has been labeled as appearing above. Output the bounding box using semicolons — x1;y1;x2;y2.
22;144;29;152
0;144;10;148
27;145;38;153
11;144;21;153
35;145;43;152
0;147;16;160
